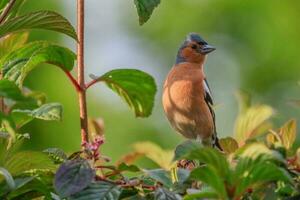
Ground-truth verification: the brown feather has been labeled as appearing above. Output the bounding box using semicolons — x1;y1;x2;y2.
162;62;214;140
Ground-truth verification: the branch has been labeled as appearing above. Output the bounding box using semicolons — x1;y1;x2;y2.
64;71;82;92
77;0;89;145
0;0;17;24
85;79;98;89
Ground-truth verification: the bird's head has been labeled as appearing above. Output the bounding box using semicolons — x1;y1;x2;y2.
176;33;215;64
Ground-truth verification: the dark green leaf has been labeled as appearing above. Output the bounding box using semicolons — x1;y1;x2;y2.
118;162;140;172
69;181;122;200
189;166;227;199
0;32;28;58
54;159;95;198
0;41;76;87
0;0;27;21
0;10;77;40
144;169;172;188
154;187;181;200
92;69;156;117
134;0;160;25
6;171;54;200
0;0;8;11
0;176;35;197
0;167;15;190
173;140;202;161
0;79;26;101
234;160;292;197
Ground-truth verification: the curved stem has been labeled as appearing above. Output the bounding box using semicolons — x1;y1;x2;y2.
85;79;98;89
77;0;89;145
65;71;82;92
0;0;16;24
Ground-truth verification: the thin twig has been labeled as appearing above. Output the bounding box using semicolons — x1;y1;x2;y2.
0;0;16;24
77;0;89;145
85;79;98;89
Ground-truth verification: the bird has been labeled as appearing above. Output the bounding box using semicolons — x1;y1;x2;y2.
162;33;221;149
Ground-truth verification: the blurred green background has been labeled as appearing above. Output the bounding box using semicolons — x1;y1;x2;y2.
19;0;300;162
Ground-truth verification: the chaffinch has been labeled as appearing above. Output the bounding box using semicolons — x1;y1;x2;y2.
162;33;221;149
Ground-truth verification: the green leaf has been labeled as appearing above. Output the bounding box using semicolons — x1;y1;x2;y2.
133;142;173;169
69;181;123;200
3;151;56;176
0;10;77;40
134;0;160;25
0;176;35;197
234;161;292;197
5;170;54;199
92;69;156;117
234;104;274;145
0;79;26;101
180;146;229;178
189;166;227;199
0;41;76;87
117;162;140;172
0;32;29;58
12;103;63;122
219;137;239;154
279;119;296;149
236;142;284;162
0;0;8;10
54;159;95;198
173;140;202;161
144;169;172;188
43;148;68;164
0;167;15;190
154;187;181;200
0;0;27;21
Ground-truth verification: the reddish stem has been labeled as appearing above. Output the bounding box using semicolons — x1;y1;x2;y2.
77;0;89;145
65;71;82;92
85;79;98;89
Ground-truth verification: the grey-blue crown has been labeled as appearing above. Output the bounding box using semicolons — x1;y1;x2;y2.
176;33;208;64
186;33;207;44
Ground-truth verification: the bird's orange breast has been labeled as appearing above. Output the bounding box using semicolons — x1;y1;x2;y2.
162;63;214;139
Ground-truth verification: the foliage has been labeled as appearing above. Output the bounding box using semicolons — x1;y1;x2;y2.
0;0;299;200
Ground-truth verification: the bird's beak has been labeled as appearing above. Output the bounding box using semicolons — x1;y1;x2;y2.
200;44;216;54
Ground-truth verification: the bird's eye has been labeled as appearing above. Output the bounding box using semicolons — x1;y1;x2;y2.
191;44;197;49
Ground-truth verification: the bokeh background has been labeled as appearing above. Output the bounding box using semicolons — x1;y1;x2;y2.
20;0;300;162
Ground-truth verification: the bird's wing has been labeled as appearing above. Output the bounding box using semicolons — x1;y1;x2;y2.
203;79;222;149
203;78;213;105
203;78;215;126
